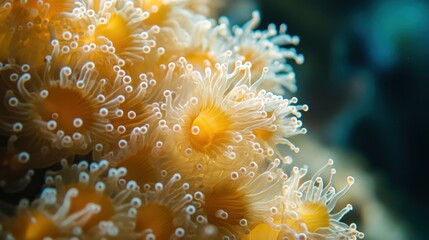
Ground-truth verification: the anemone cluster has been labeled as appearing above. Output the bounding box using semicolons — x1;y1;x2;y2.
0;1;364;239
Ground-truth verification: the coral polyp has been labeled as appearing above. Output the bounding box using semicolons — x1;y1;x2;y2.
53;0;158;69
0;57;129;190
196;159;286;239
0;160;139;239
280;160;365;239
133;173;198;239
224;11;304;94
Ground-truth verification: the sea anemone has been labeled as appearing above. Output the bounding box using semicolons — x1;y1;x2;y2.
90;64;164;160
0;54;131;190
167;19;229;73
0;159;139;239
280;160;364;239
99;118;194;187
222;11;304;94
131;0;205;57
163;58;265;170
53;0;159;71
132;173;198;239
195;158;286;239
164;57;306;171
251;94;308;160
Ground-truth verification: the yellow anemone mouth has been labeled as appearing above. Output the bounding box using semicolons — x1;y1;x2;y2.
67;184;115;231
116;146;158;185
35;86;96;136
135;204;175;239
287;202;331;232
190;105;231;152
8;211;58;240
95;13;133;54
244;218;282;240
252;128;274;142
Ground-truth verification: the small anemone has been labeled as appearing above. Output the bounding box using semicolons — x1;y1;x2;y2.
100;120;167;186
135;0;173;27
86;62;170;161
223;10;304;94
281;160;365;239
54;0;159;70
104;82;161;145
250;94;308;160
132;0;205;55
166;19;230;73
1;208;60;240
0;159;139;239
133;0;200;28
195;159;286;239
132;173;198;239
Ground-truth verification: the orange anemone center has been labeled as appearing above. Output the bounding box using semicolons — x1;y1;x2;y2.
243;218;282;240
204;184;249;230
190;105;231;152
8;211;58;240
135;204;175;240
286;202;331;232
35;86;96;135
67;184;115;231
95;13;132;54
141;0;170;26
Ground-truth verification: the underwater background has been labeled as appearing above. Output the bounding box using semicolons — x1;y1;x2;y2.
252;0;428;239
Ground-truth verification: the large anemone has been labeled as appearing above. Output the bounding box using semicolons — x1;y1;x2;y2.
0;53;131;190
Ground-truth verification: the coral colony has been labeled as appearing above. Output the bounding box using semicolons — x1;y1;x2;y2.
0;1;364;239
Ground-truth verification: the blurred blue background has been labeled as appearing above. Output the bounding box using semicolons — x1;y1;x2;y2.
250;0;428;239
